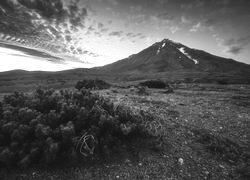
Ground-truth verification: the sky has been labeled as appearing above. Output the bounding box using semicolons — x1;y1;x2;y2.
0;0;250;71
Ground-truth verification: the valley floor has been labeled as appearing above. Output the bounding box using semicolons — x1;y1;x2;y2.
1;84;250;180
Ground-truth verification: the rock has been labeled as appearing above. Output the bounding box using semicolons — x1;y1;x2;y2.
125;159;131;164
204;171;210;175
178;158;184;165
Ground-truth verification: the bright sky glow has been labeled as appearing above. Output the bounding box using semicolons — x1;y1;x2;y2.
0;47;86;71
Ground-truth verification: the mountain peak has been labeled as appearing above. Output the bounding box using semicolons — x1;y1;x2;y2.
160;38;179;45
154;38;182;55
101;39;250;76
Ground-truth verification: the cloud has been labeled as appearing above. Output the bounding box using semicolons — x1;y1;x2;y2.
97;22;104;29
139;35;146;39
88;26;95;31
69;47;102;58
0;0;88;56
181;15;191;24
126;32;141;37
126;6;147;25
109;31;123;37
65;35;72;42
95;22;109;34
224;36;250;54
126;32;146;39
18;0;67;22
157;12;173;21
170;26;180;34
83;50;101;57
227;46;242;54
108;0;119;6
189;21;214;32
190;22;202;32
100;28;109;33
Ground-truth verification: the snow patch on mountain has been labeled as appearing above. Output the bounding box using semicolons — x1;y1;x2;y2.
156;42;166;54
178;47;199;64
156;49;160;54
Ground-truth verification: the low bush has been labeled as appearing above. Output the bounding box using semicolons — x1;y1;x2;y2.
137;86;149;95
217;79;229;85
0;87;147;168
75;79;111;90
139;80;168;89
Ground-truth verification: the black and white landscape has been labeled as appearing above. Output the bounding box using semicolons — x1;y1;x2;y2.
0;0;250;180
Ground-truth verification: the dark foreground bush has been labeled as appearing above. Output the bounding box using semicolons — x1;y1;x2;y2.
0;88;146;168
75;79;111;90
139;80;168;89
217;79;229;85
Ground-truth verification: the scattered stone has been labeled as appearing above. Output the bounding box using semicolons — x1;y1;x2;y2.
219;165;225;169
125;159;131;163
204;171;209;175
178;158;184;165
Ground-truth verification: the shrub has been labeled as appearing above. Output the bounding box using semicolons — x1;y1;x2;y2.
0;87;148;168
75;79;111;90
139;80;168;89
137;86;148;95
217;79;229;85
162;89;174;94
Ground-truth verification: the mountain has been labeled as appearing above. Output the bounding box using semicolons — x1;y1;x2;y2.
0;39;250;93
101;39;250;74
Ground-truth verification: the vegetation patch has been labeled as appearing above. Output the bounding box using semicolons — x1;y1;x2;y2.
231;95;250;107
0;87;150;168
192;129;250;179
192;129;247;164
75;79;111;90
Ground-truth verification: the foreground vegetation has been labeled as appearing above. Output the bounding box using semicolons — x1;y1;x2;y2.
0;86;150;168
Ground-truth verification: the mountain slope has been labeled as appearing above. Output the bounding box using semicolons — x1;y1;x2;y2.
101;39;250;74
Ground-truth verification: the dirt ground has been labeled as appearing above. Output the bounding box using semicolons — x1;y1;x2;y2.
0;84;249;180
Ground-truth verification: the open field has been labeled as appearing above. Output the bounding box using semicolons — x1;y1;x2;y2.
0;83;249;180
